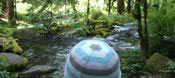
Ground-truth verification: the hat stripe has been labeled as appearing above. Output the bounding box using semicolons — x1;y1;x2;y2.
72;48;116;64
69;54;119;76
66;61;79;78
65;57;121;78
71;51;119;70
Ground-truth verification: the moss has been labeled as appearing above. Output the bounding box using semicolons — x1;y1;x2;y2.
0;55;8;64
23;58;29;66
95;28;109;37
11;39;23;54
0;55;10;69
3;37;23;54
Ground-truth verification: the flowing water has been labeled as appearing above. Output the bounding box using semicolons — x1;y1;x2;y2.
14;24;140;78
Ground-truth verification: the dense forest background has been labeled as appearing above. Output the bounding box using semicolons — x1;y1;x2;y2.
0;0;175;78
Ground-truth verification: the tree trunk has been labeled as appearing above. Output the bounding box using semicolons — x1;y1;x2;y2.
127;0;132;13
117;0;125;14
87;0;90;17
6;0;16;25
2;0;7;14
71;4;77;12
86;0;90;24
108;0;112;15
135;0;146;57
143;0;149;57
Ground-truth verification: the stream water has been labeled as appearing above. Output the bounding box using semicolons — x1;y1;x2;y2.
14;24;140;78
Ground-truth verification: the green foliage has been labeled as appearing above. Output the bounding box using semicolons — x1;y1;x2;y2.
160;62;175;74
0;62;17;78
121;51;149;76
149;37;175;58
90;9;134;25
68;21;92;36
0;62;10;78
90;10;104;20
149;6;175;36
0;27;13;37
148;1;175;58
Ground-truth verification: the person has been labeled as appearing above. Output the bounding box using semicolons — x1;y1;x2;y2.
64;39;121;78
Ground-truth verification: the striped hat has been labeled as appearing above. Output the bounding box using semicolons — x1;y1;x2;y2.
64;39;121;78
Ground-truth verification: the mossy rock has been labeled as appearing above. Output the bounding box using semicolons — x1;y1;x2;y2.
95;28;110;37
3;37;23;54
0;53;28;71
145;53;171;73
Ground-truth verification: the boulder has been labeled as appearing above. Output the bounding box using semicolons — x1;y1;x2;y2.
0;53;28;71
145;53;171;73
19;65;58;78
3;37;23;54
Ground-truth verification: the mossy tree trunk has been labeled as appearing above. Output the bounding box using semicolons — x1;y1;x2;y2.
117;0;125;14
6;0;16;25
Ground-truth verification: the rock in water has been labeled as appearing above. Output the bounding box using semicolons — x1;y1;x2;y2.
64;39;121;78
0;37;23;54
145;53;171;73
0;53;28;71
20;65;58;78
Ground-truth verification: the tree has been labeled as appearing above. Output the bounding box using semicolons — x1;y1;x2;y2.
135;0;149;58
6;0;16;25
108;0;112;15
117;0;125;14
127;0;132;13
1;0;7;14
87;0;90;17
86;0;90;24
143;0;149;57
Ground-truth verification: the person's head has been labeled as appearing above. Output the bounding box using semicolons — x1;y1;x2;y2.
64;39;121;78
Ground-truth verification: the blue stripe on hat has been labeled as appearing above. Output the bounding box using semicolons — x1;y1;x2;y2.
74;48;116;64
65;56;121;78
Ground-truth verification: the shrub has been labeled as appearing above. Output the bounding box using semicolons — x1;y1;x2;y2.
120;51;149;77
0;62;17;78
148;1;175;58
